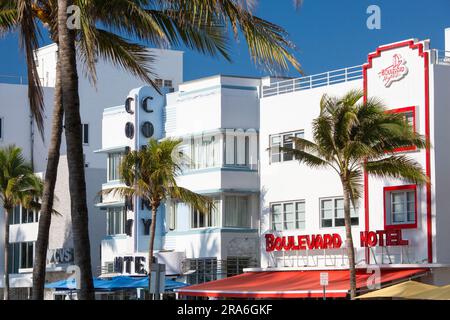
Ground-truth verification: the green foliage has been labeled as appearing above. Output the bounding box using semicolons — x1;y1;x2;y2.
0;145;43;211
102;138;211;213
281;89;428;201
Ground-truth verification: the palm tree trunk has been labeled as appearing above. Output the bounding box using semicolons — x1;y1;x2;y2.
57;0;94;300
32;55;64;300
341;179;357;299
3;209;10;300
147;203;158;300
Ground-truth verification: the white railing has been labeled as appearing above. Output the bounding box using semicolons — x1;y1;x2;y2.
0;74;26;84
262;65;364;98
432;49;450;65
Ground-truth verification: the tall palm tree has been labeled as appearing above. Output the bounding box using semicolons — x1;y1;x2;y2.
102;139;211;299
0;145;43;300
3;0;302;299
55;0;301;300
279;90;428;299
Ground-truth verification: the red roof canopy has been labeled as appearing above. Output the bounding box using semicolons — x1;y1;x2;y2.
176;268;428;298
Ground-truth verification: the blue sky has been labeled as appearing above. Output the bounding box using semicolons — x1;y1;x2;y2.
1;0;449;82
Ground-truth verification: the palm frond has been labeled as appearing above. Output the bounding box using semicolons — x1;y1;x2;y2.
365;155;428;185
17;0;45;137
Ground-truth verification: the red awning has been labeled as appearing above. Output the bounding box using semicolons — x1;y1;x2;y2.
176;268;428;298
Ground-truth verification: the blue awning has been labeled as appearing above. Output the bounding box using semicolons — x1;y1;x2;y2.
45;276;188;292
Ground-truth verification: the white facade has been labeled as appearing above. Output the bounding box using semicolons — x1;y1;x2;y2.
0;44;183;298
258;35;450;285
98;75;262;284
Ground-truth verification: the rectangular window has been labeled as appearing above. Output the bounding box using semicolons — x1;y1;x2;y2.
224;196;250;228
82;123;89;145
8;242;35;273
9;206;38;224
108;153;123;181
164;80;173;88
189;135;221;170
384;185;417;229
0;117;3;139
387;106;417;152
167;202;177;231
155;78;163;87
270;131;304;163
107;207;126;235
271;200;306;231
8;243;20;274
21;207;38;224
320;197;359;228
21;242;34;269
191;199;220;229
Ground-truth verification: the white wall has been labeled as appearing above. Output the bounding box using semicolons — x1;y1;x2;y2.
259;80;363;268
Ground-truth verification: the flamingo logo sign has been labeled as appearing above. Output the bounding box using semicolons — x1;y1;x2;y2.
378;54;409;87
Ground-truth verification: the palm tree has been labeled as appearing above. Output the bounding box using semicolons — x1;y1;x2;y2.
279;90;428;299
0;145;43;300
102;139;211;299
54;0;302;300
3;0;302;299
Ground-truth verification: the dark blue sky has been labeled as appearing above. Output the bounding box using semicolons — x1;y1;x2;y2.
1;0;449;82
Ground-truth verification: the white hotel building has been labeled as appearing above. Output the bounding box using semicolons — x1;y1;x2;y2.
176;29;450;298
0;44;183;299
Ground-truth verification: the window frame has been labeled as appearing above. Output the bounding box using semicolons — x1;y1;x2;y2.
270;200;306;231
0;117;3;140
107;152;124;182
191;199;220;229
386;106;417;153
384;185;418;230
269;130;304;164
82;123;89;145
107;207;127;236
319;196;359;229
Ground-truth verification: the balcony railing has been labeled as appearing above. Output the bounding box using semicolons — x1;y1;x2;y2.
432;49;450;65
0;74;26;84
262;65;364;98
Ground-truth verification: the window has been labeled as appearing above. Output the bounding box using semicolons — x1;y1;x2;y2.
191;199;220;229
384;185;417;229
82;123;89;145
108;153;123;181
0;117;3;139
225;131;251;167
154;79;163;87
21;242;34;269
224;196;250;228
320;197;358;228
107;207;126;235
9;205;38;225
271;200;306;231
164;80;173;88
8;242;35;273
270;131;304;163
387;106;417;152
189;135;221;170
167;202;177;231
22;207;38;224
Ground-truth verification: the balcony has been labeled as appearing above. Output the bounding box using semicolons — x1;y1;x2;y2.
262;65;363;98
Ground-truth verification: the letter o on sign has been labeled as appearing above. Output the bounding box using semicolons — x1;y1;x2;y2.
141;121;154;138
125;122;134;139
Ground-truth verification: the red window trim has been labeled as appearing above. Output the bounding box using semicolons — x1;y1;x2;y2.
386;106;417;152
383;185;418;230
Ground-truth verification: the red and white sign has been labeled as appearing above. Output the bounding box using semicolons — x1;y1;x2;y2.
378;54;409;87
265;229;408;252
